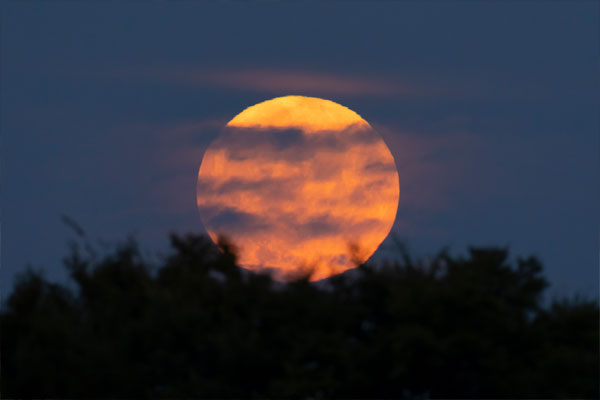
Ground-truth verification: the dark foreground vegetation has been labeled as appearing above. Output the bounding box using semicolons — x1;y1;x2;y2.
2;233;598;398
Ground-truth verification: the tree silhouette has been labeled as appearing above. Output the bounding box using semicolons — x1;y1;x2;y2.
1;233;598;398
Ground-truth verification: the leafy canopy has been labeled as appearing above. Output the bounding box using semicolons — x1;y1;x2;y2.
2;234;598;398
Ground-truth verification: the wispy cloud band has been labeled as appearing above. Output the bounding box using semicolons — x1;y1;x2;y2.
139;67;427;97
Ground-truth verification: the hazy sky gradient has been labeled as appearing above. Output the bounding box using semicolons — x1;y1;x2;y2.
2;2;598;298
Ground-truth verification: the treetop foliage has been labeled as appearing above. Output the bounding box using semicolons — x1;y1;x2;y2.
2;233;598;398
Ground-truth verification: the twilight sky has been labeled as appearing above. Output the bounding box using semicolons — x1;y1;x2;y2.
2;2;598;298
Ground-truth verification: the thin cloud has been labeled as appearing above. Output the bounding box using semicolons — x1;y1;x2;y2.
142;67;410;96
111;66;530;100
376;123;483;209
209;124;379;162
101;119;227;216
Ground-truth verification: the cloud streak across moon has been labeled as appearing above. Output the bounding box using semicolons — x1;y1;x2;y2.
197;96;399;281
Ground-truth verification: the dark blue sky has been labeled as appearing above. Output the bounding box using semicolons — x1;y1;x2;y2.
2;2;598;298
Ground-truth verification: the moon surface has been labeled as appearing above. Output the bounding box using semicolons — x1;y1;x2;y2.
197;96;399;281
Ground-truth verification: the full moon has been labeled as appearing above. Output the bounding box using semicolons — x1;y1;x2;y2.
197;96;399;281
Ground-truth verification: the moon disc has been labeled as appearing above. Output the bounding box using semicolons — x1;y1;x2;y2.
197;96;399;281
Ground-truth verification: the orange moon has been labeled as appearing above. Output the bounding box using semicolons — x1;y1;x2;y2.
197;96;399;281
